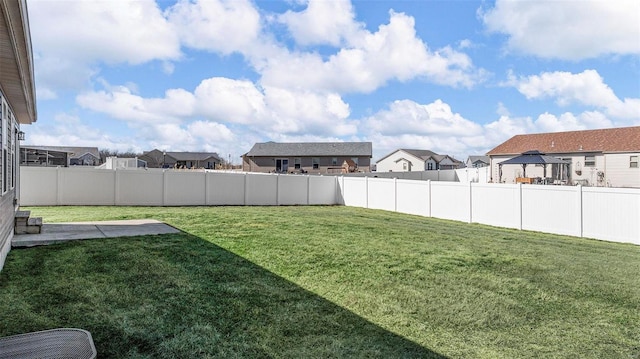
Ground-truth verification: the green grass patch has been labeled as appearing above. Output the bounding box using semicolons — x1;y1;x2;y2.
1;206;639;358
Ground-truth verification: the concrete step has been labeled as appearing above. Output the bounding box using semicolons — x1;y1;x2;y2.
15;213;42;235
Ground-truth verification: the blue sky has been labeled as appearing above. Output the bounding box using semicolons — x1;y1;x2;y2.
26;0;640;162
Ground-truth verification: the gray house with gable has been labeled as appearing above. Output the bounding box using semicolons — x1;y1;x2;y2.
242;142;373;174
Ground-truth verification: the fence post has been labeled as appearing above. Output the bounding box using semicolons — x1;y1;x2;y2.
306;175;310;205
162;169;167;206
468;181;473;223
243;173;248;206
427;180;431;217
394;177;398;212
204;171;209;206
338;176;344;205
577;185;583;238
517;183;523;230
365;176;369;209
276;174;280;206
56;166;62;206
114;169;119;206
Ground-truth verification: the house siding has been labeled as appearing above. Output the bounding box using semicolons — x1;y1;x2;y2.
0;189;16;270
491;152;640;187
376;151;424;172
244;156;371;173
604;153;640;188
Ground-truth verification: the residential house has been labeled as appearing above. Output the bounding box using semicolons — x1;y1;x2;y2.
486;126;640;187
20;146;101;167
139;149;222;169
376;149;464;172
1;0;37;270
466;155;490;168
242;142;373;174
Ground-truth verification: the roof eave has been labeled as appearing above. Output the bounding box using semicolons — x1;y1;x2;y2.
0;0;37;125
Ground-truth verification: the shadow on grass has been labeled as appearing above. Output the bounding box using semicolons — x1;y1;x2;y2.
0;233;446;358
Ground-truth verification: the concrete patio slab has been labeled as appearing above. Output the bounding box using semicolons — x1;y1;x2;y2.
12;219;181;248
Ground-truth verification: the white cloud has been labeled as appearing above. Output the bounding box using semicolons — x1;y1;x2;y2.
25;113;143;152
166;0;261;54
77;85;195;124
278;0;363;46
514;70;640;120
29;0;181;95
481;0;640;60
361;99;489;159
533;111;613;133
76;77;357;138
364;99;483;137
260;10;485;93
194;78;266;124
360;97;628;161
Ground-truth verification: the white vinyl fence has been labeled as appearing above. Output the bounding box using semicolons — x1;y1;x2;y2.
20;167;338;207
338;177;640;246
20;167;640;245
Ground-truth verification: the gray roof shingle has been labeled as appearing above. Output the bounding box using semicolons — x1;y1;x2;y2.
166;152;222;162
245;142;372;157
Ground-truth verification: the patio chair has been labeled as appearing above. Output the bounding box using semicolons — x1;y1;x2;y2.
0;328;96;359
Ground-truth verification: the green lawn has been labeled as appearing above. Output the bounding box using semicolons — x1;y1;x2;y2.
1;206;639;358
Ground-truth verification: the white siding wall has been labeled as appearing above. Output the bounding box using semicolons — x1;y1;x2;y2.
490;153;640;187
604;153;640;188
376;151;424;172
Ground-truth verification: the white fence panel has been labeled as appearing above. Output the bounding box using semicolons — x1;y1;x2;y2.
309;176;338;205
20;167;58;205
471;183;521;229
367;178;396;211
340;177;367;207
164;171;206;206
117;170;164;206
246;174;278;205
396;180;430;217
456;167;490;183
521;186;580;237
206;172;246;205
59;168;115;205
18;167;640;246
582;187;640;245
278;175;309;205
430;182;471;222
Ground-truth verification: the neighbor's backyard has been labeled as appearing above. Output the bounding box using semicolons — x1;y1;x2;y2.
0;206;638;358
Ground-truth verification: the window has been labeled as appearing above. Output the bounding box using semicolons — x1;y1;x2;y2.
331;157;337;165
631;156;638;168
294;158;301;169
275;158;289;172
402;162;407;170
585;155;595;167
427;162;434;170
312;158;319;169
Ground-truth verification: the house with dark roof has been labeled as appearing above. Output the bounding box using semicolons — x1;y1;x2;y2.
139;149;222;169
242;142;373;174
20;146;101;167
466;155;490;168
375;149;464;172
487;126;640;187
1;0;37;270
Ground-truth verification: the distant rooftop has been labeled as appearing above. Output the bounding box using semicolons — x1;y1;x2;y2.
487;126;640;155
245;142;373;157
